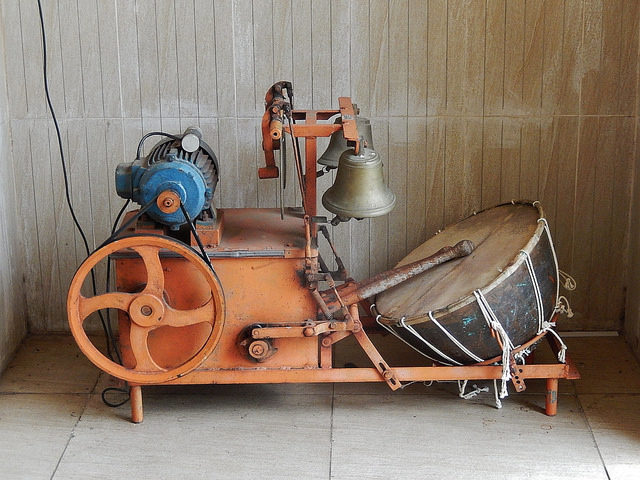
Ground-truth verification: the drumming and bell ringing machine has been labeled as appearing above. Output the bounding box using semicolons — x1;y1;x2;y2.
67;82;579;423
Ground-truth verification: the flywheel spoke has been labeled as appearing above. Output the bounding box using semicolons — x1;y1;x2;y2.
133;246;165;296
163;298;215;327
129;324;166;372
78;292;136;321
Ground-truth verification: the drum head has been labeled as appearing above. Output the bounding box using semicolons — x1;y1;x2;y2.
376;204;540;319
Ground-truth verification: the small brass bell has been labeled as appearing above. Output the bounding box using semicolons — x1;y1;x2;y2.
322;147;396;220
318;117;374;169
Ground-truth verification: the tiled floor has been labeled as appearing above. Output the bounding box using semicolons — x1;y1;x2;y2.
1;334;639;479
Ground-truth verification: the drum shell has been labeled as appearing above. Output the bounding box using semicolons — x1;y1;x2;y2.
376;202;558;365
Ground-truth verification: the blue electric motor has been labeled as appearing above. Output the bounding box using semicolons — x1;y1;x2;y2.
115;127;219;229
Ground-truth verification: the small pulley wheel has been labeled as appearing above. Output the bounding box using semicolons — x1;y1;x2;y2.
67;235;225;384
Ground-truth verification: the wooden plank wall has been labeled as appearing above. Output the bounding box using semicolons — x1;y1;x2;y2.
624;102;640;357
0;0;638;333
0;20;27;370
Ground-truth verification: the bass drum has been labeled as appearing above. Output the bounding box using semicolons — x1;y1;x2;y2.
374;202;560;366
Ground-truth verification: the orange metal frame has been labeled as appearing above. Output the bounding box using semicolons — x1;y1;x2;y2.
102;97;579;423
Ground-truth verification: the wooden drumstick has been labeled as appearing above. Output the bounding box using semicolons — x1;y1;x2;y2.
323;239;476;308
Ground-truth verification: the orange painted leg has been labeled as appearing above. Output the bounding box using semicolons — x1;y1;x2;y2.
545;378;558;416
130;385;143;423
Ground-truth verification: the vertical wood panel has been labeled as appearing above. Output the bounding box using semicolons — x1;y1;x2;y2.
369;0;389;116
349;0;371;280
408;0;428;116
194;0;218;117
389;0;409;116
572;117;598;322
522;0;544;111
30;121;60;330
503;1;525;114
519;119;540;200
481;117;503;209
156;0;180;118
116;0;142;118
215;0;236;116
77;0;104;118
1;1;27;118
444;117;482;224
484;0;506;115
424;117;445;236
137;0;161;118
233;0;256;117
48;120;77;329
175;0;199;118
370;118;390;273
292;0;313;108
330;0;351;271
96;1;122;118
388;118;408;266
446;0;485;115
11;120;42;328
19;1;46;117
500;118;522;202
426;0;447;115
407;118;427;252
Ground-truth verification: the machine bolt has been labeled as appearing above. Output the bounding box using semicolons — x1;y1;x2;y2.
382;370;392;380
140;305;153;316
321;337;332;347
248;340;273;361
329;321;337;330
250;343;265;356
303;327;315;337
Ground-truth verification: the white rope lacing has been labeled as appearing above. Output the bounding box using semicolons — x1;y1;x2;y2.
492;379;502;409
428;312;485;363
520;249;551;334
537;215;574;363
375;314;447;365
556;295;574;318
400;317;463;366
458;380;489;399
473;289;514;399
559;270;577;291
546;328;567;363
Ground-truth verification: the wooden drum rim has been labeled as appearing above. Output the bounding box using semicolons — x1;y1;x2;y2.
376;200;553;325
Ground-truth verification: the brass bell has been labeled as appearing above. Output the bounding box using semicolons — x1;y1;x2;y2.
318;117;374;169
322;147;396;220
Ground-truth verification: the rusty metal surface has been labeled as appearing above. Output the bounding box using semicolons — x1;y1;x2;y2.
164;360;579;385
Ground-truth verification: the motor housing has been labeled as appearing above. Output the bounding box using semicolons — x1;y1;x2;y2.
116;129;219;229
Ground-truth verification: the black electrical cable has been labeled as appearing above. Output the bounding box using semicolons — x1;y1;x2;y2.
101;386;130;408
136;131;180;160
37;0;116;360
179;203;215;272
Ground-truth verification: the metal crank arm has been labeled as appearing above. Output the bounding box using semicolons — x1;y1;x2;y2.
347;305;401;391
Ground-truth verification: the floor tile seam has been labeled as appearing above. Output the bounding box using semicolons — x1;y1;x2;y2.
50;375;101;480
329;383;335;480
575;394;612;480
49;391;93;480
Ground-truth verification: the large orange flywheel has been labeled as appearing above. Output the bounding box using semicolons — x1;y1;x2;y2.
67;235;225;384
